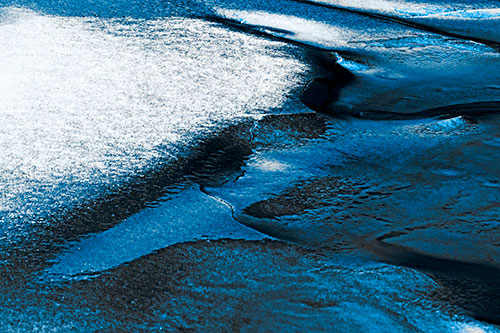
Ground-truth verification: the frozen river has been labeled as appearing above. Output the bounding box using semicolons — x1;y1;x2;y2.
1;0;500;330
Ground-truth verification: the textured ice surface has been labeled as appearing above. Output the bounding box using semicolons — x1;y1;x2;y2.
303;0;500;42
215;3;500;115
0;7;307;242
2;0;500;330
45;186;266;278
3;240;497;331
200;114;500;324
207;115;500;264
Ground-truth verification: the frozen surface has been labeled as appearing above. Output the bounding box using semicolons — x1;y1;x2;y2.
0;6;306;244
215;3;500;115
1;0;500;330
303;0;500;42
5;240;494;331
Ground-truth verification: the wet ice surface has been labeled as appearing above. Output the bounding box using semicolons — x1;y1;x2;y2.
2;0;500;331
0;6;306;247
6;240;494;331
35;112;500;329
301;0;500;43
215;0;500;115
213;115;500;262
45;185;266;278
202;114;500;322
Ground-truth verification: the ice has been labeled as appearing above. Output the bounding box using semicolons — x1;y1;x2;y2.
0;7;307;241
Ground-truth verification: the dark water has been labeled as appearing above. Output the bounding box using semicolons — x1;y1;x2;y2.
1;0;500;330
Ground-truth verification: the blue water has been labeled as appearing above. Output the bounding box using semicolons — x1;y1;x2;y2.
1;0;500;330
